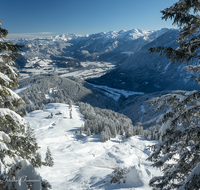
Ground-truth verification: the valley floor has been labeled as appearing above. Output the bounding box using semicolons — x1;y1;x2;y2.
25;103;161;190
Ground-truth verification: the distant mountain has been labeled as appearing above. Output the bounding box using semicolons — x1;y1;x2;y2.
12;28;200;95
12;28;170;68
87;29;200;93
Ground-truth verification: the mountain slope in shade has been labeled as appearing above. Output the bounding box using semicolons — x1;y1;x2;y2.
87;29;200;93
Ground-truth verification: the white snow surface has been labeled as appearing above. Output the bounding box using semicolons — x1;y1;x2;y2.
90;84;144;101
15;160;42;190
0;72;12;85
19;61;115;80
124;164;152;188
14;84;31;94
25;103;161;190
0;108;26;125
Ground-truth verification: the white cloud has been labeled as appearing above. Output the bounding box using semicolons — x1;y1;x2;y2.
7;32;54;39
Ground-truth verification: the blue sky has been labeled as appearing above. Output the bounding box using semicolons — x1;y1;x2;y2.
1;0;177;39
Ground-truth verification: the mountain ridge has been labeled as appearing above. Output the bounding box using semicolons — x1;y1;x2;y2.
11;28;172;69
87;29;200;93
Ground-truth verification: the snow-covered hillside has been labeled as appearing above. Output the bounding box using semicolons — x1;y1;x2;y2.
25;103;161;190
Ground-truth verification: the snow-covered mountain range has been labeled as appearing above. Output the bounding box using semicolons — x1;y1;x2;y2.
12;28;200;95
13;28;169;69
87;29;200;93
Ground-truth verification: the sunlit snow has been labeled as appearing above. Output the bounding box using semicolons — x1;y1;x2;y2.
25;103;161;190
90;84;144;101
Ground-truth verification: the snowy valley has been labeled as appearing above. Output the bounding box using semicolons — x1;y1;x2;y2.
4;26;200;190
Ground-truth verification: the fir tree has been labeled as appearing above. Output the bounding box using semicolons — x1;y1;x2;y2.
45;146;54;167
148;1;200;189
70;109;72;119
41;103;45;111
69;99;72;109
120;126;125;136
100;131;106;142
0;19;51;189
87;128;91;136
80;126;83;135
125;125;133;138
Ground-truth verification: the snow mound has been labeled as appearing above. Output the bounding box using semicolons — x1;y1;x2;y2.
125;164;152;188
110;164;152;189
15;160;42;190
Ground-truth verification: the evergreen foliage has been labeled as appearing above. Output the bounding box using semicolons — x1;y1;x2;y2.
69;109;72;119
143;124;161;141
110;167;129;184
78;102;143;142
45;147;54;167
80;126;83;135
0;20;51;189
87;128;91;136
69;99;72;109
148;1;200;189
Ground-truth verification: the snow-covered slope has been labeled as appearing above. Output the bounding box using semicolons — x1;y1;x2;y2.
12;28;170;69
25;103;161;190
88;29;200;93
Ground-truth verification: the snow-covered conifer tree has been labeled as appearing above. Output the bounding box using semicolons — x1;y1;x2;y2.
110;124;117;138
69;99;72;109
87;128;91;136
120;126;125;136
148;1;200;189
125;125;133;138
41;103;45;111
0;20;51;189
100;131;106;142
45;146;54;167
80;126;83;135
70;109;72;119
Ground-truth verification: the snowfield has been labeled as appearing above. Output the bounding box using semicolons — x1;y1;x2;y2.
19;61;115;81
25;103;161;190
90;84;144;101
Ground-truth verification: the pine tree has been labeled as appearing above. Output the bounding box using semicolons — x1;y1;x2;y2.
87;128;91;136
148;1;200;189
120;126;125;136
69;99;72;109
100;131;106;142
70;109;72;119
80;126;83;135
45;146;54;167
125;125;133;138
0;20;51;189
41;103;45;111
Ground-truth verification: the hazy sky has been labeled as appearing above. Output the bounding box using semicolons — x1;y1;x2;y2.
1;0;178;39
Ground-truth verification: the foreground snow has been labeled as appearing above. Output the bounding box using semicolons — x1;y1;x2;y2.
25;103;161;190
